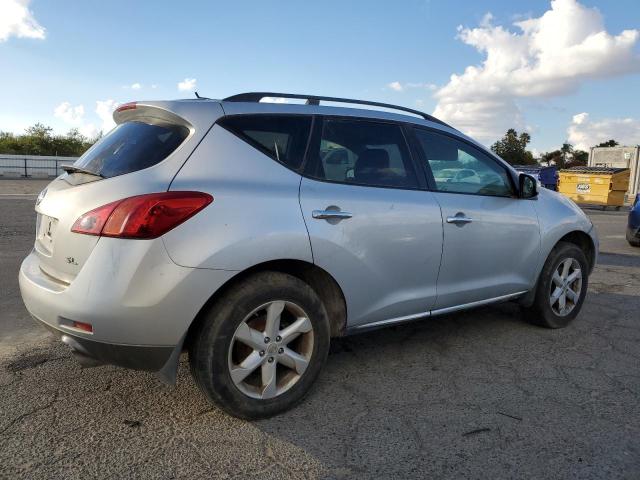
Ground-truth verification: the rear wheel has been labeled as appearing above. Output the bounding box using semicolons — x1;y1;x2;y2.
189;272;330;419
524;242;589;328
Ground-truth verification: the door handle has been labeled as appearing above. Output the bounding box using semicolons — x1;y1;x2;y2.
446;215;473;224
312;210;353;220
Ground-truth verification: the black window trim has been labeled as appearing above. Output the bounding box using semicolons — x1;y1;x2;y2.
409;125;519;199
301;115;427;192
215;112;517;196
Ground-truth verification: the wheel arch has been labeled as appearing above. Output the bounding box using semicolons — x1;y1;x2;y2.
557;230;596;274
185;259;348;351
520;229;596;308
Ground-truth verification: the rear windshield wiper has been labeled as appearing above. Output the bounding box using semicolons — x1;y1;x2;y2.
62;165;105;178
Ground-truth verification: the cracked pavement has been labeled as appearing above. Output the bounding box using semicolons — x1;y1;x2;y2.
1;180;639;479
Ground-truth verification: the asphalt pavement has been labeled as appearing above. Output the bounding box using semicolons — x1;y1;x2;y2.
1;179;638;479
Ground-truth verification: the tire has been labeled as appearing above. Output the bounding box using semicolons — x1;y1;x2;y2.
188;271;330;419
524;242;589;329
627;228;640;247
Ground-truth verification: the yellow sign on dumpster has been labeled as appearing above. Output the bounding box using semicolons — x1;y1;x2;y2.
558;167;630;209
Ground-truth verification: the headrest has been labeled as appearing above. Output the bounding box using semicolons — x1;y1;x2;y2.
355;149;390;174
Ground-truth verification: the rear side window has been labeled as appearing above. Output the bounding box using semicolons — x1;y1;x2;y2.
219;115;312;170
74;121;189;178
308;118;418;189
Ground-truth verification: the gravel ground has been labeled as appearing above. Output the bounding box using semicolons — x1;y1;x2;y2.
1;180;639;479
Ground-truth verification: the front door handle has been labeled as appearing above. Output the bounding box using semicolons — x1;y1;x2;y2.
446;215;473;224
312;210;353;220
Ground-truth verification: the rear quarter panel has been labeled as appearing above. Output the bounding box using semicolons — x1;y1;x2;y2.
164;125;312;270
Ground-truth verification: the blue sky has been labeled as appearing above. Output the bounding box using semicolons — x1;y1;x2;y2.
1;0;639;153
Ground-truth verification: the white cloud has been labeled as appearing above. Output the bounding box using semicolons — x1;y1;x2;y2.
567;112;640;150
0;0;45;42
130;82;142;90
151;84;158;89
53;99;119;138
177;78;197;92
433;0;640;144
387;81;437;92
54;102;85;125
95;99;118;133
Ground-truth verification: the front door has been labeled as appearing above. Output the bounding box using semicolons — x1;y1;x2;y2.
412;127;541;310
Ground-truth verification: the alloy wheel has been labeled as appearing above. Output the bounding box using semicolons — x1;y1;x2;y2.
549;257;582;317
227;301;314;399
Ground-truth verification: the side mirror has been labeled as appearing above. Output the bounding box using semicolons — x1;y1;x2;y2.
519;173;538;199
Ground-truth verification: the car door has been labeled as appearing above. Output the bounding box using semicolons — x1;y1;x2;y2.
412;127;541;310
299;117;443;329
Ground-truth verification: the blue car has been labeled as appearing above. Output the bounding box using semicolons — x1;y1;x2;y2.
628;193;640;247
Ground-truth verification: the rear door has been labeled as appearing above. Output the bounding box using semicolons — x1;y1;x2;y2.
412;127;541;310
300;117;443;328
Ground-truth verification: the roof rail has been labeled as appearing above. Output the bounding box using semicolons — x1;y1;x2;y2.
222;92;452;128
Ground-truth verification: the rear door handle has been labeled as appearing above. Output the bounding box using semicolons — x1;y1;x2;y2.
312;210;353;220
446;215;473;224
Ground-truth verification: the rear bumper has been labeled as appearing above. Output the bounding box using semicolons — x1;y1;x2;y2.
18;238;238;371
32;314;173;371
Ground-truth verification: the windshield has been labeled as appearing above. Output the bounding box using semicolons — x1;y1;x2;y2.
73;121;189;178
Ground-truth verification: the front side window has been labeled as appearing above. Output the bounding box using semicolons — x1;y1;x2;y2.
414;129;513;197
309;118;418;189
219;115;312;170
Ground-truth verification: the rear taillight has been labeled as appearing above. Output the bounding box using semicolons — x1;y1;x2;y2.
71;192;212;239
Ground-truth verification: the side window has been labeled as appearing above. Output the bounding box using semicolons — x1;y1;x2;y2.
219;115;312;170
414;129;513;197
310;118;418;189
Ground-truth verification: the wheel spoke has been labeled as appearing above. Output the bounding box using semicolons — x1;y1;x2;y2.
234;322;265;350
230;351;263;384
561;259;572;279
265;301;284;338
280;316;312;345
566;288;579;302
261;360;277;399
279;347;309;375
566;269;582;284
550;287;563;305
552;271;563;287
558;291;567;313
236;322;264;350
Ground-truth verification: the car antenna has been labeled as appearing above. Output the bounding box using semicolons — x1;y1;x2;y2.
194;91;210;100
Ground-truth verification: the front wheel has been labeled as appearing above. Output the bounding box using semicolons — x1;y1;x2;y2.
524;242;589;328
189;271;330;419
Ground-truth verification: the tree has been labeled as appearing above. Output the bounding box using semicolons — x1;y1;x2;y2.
0;124;96;157
597;139;618;148
568;150;588;168
541;150;563;167
490;129;537;165
560;142;574;168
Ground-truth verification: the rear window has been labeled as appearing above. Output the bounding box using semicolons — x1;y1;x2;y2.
219;115;312;170
73;121;189;178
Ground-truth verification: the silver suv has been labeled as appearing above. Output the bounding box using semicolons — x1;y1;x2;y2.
19;93;598;418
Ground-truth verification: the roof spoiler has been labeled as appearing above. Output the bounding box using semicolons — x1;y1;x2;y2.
223;92;453;128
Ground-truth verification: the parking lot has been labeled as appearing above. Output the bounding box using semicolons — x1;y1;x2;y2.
1;180;638;479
